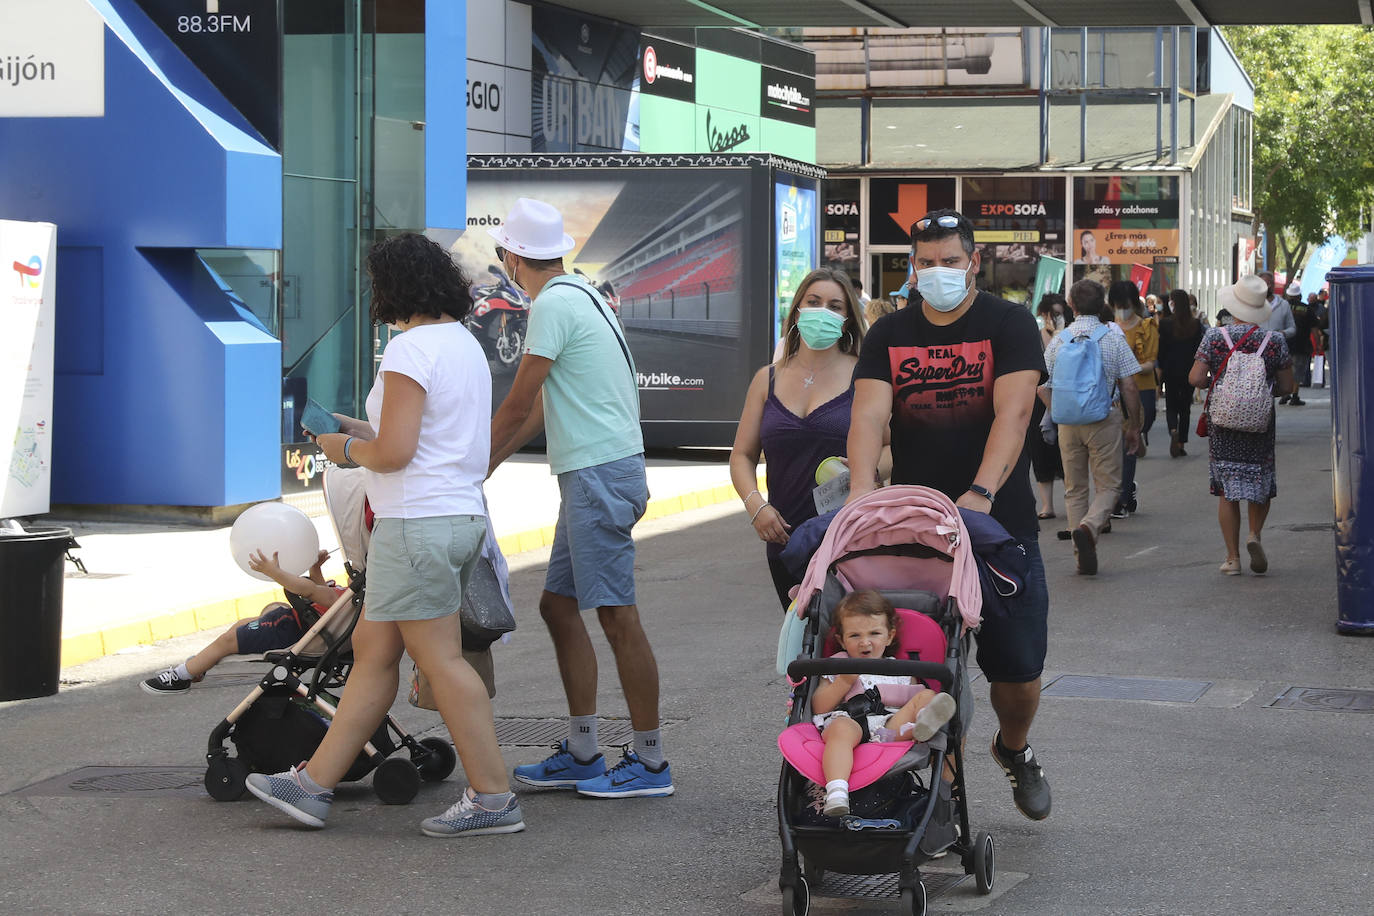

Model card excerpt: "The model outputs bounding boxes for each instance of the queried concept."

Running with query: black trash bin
[0,526,78,701]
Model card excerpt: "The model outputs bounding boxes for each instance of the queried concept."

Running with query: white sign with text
[0,0,105,117]
[1,220,57,516]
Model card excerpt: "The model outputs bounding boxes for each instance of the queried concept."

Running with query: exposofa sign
[0,220,56,516]
[0,0,104,117]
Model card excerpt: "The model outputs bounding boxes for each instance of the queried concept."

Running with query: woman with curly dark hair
[247,233,524,839]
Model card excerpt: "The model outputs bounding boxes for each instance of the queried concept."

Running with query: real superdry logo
[890,341,994,425]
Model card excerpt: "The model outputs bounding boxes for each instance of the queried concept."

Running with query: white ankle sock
[173,662,192,681]
[825,779,848,796]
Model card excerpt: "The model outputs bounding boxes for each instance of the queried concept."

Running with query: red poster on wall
[1130,263,1152,295]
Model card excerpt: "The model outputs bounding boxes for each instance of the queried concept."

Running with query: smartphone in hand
[301,398,341,437]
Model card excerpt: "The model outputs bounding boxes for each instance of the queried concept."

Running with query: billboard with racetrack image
[462,154,823,446]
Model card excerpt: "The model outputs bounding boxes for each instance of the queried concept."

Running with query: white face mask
[915,263,974,312]
[1053,314,1065,331]
[1115,308,1133,322]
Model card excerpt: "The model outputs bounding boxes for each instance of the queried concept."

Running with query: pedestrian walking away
[1189,275,1294,577]
[846,207,1053,822]
[1158,288,1205,458]
[1042,280,1143,576]
[1110,280,1157,518]
[245,233,522,838]
[488,197,673,799]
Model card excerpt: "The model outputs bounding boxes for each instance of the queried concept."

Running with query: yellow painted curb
[60,476,767,668]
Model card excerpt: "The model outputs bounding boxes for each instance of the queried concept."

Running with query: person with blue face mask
[846,208,1055,828]
[731,268,884,609]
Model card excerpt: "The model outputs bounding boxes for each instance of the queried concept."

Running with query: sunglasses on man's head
[914,214,962,231]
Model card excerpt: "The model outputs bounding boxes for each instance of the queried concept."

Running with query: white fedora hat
[1217,274,1272,325]
[486,197,576,259]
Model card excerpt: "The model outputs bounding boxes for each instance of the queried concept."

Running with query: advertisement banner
[1130,263,1153,295]
[531,6,640,152]
[0,220,57,516]
[639,36,696,103]
[463,161,759,427]
[1293,236,1348,296]
[1030,255,1066,307]
[1074,229,1178,266]
[760,65,815,127]
[775,180,819,341]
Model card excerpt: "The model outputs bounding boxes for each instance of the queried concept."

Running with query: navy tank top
[759,366,853,532]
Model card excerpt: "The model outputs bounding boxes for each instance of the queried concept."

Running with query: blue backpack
[1049,324,1114,425]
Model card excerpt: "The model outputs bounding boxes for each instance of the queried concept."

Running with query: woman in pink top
[809,591,955,817]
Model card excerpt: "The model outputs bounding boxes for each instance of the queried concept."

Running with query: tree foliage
[1223,26,1374,273]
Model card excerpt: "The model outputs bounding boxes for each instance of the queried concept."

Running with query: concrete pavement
[2,395,1372,915]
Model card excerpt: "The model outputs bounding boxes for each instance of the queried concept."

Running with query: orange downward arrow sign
[888,184,929,238]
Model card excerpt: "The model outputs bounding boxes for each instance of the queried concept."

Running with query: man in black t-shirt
[848,209,1052,823]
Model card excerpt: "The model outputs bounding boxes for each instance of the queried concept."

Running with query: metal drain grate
[1274,522,1333,533]
[815,867,966,900]
[1266,686,1374,713]
[10,766,206,799]
[1042,674,1211,703]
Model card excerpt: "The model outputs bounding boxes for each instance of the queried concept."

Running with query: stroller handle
[786,658,954,691]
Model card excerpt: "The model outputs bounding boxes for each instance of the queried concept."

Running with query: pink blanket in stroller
[792,486,982,630]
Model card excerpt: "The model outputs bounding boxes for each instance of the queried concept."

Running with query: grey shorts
[364,515,485,622]
[545,454,648,609]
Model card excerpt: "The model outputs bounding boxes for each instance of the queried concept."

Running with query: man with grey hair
[1041,279,1143,576]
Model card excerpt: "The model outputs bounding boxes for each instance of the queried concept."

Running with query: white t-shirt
[363,322,491,519]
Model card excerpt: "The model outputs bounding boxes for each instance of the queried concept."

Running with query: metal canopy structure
[552,0,1369,28]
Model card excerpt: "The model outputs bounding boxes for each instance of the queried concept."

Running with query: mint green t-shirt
[525,275,643,474]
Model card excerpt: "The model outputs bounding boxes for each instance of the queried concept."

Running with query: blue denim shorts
[972,538,1049,683]
[545,454,648,609]
[364,515,485,622]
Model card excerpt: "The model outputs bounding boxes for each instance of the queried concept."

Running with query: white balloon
[230,502,321,581]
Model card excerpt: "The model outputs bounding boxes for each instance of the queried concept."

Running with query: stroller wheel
[204,756,248,801]
[900,880,927,916]
[416,737,458,782]
[972,830,995,894]
[780,876,809,916]
[373,756,421,805]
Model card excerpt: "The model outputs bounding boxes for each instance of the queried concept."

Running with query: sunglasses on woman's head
[914,214,962,231]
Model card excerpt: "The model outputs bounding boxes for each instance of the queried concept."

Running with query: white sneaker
[823,789,850,817]
[909,693,957,742]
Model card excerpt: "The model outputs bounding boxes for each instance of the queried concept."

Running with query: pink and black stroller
[776,486,996,916]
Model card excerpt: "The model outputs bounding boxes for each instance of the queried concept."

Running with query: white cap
[486,197,576,259]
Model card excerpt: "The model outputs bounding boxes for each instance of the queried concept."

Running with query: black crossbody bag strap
[562,281,635,376]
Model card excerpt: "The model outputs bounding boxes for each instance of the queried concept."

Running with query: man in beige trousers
[1041,279,1142,575]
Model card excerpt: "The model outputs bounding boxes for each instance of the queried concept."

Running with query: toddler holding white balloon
[140,548,342,695]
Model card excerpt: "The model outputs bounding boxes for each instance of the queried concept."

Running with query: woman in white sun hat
[1188,274,1295,576]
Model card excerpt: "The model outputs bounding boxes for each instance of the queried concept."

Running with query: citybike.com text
[637,371,705,391]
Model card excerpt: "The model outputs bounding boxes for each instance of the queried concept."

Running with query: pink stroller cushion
[777,724,911,791]
[780,608,949,790]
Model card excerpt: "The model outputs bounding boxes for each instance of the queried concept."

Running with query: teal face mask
[796,307,846,350]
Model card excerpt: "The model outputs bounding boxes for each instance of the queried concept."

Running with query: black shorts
[235,603,306,655]
[973,538,1049,683]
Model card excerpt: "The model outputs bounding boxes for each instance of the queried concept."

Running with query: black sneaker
[1072,525,1097,575]
[1110,506,1130,520]
[990,732,1051,821]
[141,668,193,695]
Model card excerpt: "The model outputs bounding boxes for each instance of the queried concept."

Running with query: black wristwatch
[967,483,996,504]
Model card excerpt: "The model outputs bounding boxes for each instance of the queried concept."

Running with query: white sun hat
[486,197,576,259]
[1217,273,1272,325]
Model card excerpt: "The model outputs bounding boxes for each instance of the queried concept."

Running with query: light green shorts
[364,515,485,622]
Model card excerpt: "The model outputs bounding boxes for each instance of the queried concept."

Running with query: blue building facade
[0,0,466,510]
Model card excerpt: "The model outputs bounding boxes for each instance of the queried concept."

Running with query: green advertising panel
[638,95,697,154]
[696,107,761,154]
[695,49,760,116]
[761,119,816,163]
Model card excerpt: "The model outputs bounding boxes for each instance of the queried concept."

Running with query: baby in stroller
[811,590,955,817]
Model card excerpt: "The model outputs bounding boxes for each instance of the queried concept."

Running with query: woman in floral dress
[1188,276,1295,576]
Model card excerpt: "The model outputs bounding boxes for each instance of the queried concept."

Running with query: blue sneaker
[245,765,333,828]
[575,749,674,798]
[513,740,606,789]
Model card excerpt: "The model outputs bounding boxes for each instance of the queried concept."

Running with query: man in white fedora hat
[487,197,674,799]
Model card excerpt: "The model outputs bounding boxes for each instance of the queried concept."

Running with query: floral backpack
[1209,325,1275,432]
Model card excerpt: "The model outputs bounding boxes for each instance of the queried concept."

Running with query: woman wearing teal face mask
[730,268,876,608]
